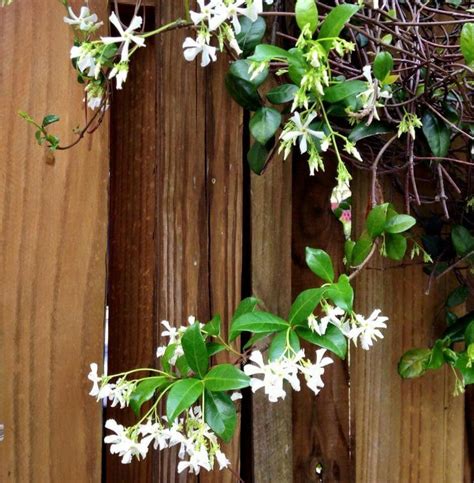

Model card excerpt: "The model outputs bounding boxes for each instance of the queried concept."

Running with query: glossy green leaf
[317,3,360,51]
[398,348,431,378]
[461,22,474,66]
[268,329,301,361]
[451,225,474,256]
[42,114,60,127]
[232,297,260,323]
[344,239,355,266]
[166,378,203,422]
[204,364,250,391]
[351,233,373,266]
[366,203,389,238]
[446,285,469,308]
[248,44,293,62]
[204,390,237,443]
[266,84,298,104]
[455,353,474,385]
[384,214,416,234]
[247,141,268,175]
[130,377,171,416]
[236,16,266,56]
[426,340,445,370]
[295,0,318,34]
[465,321,474,346]
[181,323,209,377]
[230,311,289,341]
[348,121,392,142]
[207,342,226,356]
[297,324,347,359]
[225,73,261,111]
[443,310,474,343]
[203,314,221,337]
[324,80,366,103]
[385,233,407,261]
[288,287,326,326]
[373,51,393,81]
[421,111,451,158]
[250,107,281,144]
[228,59,268,87]
[305,247,334,282]
[326,274,353,311]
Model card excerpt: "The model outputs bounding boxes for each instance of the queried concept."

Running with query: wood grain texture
[250,152,293,483]
[351,174,464,483]
[0,1,108,481]
[291,160,351,483]
[106,8,157,481]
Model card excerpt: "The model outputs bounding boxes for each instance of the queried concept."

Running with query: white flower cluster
[183,0,274,67]
[243,348,333,402]
[88,363,136,408]
[65,7,146,109]
[104,407,230,473]
[308,305,388,351]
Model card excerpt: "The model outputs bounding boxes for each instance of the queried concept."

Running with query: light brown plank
[105,6,157,481]
[0,0,108,481]
[291,160,352,482]
[250,151,294,482]
[351,174,464,482]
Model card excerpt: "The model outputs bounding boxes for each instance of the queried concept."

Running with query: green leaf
[421,112,451,158]
[348,121,392,142]
[207,342,226,356]
[225,71,261,111]
[250,107,281,144]
[326,274,353,311]
[446,285,469,308]
[324,80,366,103]
[181,323,209,377]
[384,214,416,234]
[230,311,289,341]
[351,233,373,266]
[317,3,360,51]
[247,141,268,175]
[176,355,191,377]
[228,59,268,87]
[130,377,171,416]
[398,348,431,378]
[204,390,237,443]
[344,239,355,266]
[268,329,301,361]
[385,233,407,261]
[248,44,293,62]
[366,203,389,238]
[232,297,260,323]
[297,324,347,359]
[451,225,474,256]
[287,48,308,86]
[166,378,203,422]
[236,16,266,56]
[295,0,318,34]
[42,114,60,127]
[203,314,221,337]
[426,340,445,370]
[465,321,474,346]
[443,310,474,343]
[204,364,250,391]
[373,51,393,82]
[266,84,298,104]
[288,287,326,326]
[305,247,334,282]
[455,353,474,385]
[461,23,474,66]
[243,331,273,350]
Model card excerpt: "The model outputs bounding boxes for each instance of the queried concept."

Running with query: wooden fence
[0,1,472,482]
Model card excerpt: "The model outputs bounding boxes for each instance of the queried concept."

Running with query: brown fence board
[0,0,108,481]
[292,161,352,483]
[352,175,465,482]
[250,154,293,482]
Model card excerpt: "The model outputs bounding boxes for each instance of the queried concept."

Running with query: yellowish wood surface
[0,1,108,481]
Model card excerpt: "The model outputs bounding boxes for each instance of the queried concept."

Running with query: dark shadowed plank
[291,159,352,483]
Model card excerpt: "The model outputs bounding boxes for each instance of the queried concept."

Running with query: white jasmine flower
[280,112,324,156]
[177,447,212,474]
[225,0,247,34]
[230,391,243,401]
[244,0,274,22]
[109,62,129,89]
[161,320,179,342]
[190,0,228,31]
[344,140,363,162]
[70,45,96,76]
[64,6,103,32]
[307,314,328,336]
[84,83,106,110]
[139,419,170,450]
[243,350,303,402]
[299,349,333,395]
[182,34,217,67]
[156,345,166,358]
[353,309,388,350]
[101,12,145,62]
[88,363,101,396]
[321,305,345,327]
[109,378,136,408]
[215,450,230,470]
[104,419,149,464]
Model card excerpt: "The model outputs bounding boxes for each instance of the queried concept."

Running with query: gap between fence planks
[351,174,465,483]
[0,0,108,481]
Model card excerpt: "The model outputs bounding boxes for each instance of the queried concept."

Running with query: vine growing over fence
[5,0,474,476]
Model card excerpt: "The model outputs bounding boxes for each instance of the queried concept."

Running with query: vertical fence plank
[106,9,157,481]
[250,153,293,482]
[292,161,352,482]
[0,1,108,481]
[352,175,464,482]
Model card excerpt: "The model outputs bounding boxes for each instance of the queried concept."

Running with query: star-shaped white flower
[280,112,324,155]
[64,6,103,32]
[190,0,228,31]
[101,12,145,62]
[353,309,388,350]
[104,419,149,464]
[88,362,100,396]
[109,62,129,89]
[182,35,217,67]
[299,348,333,395]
